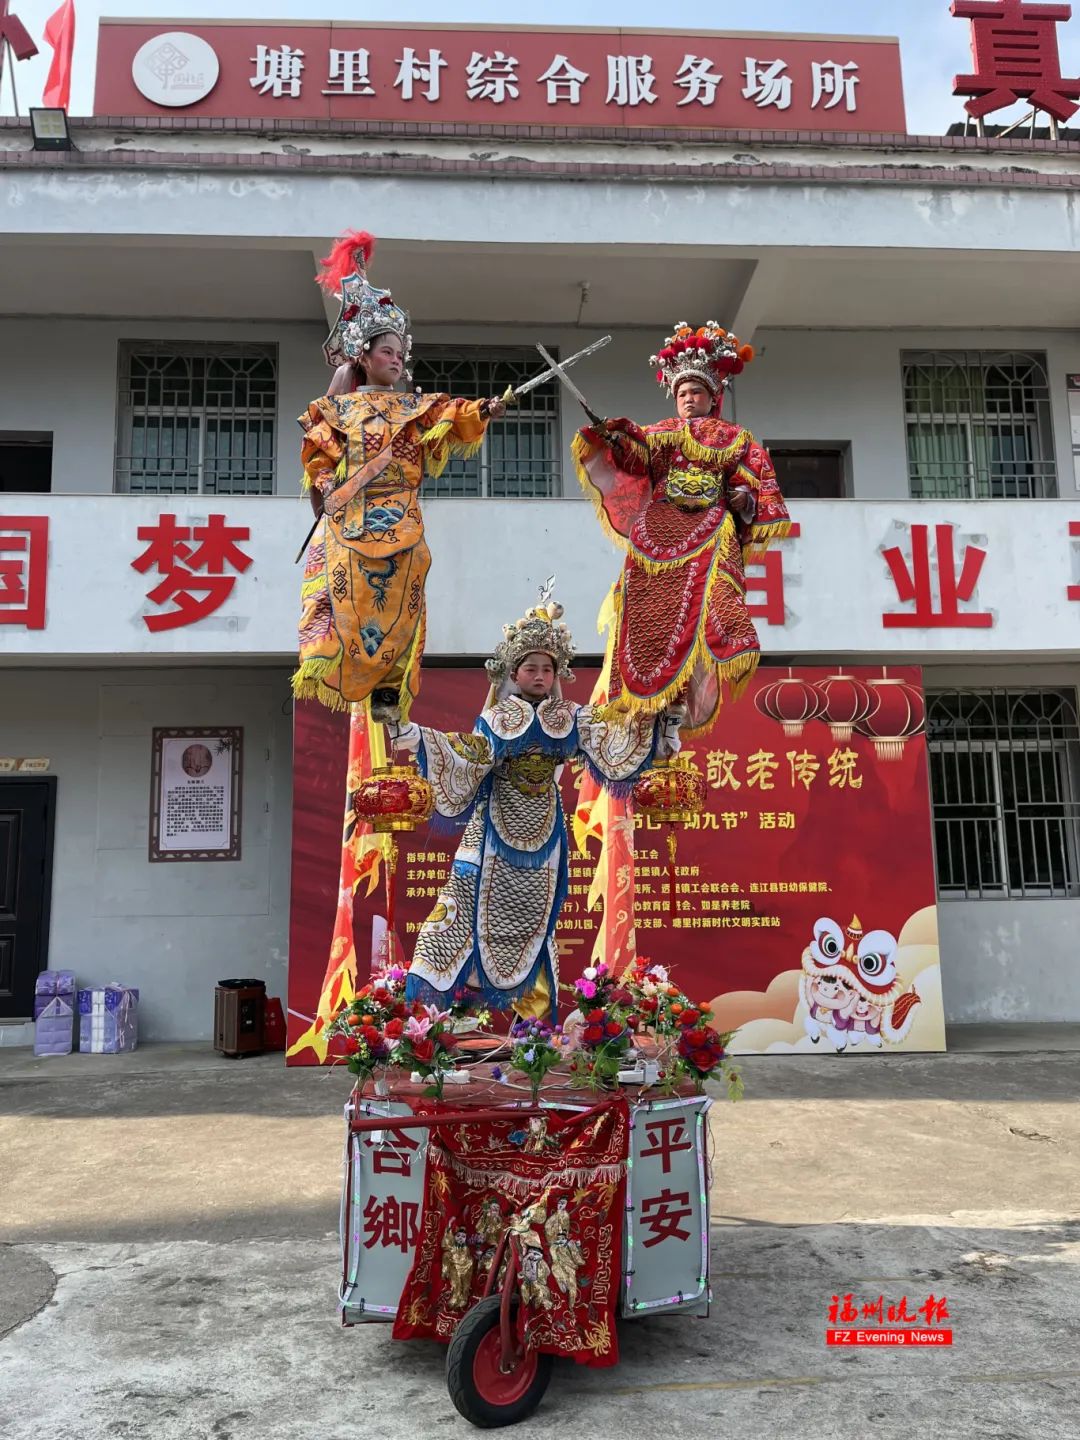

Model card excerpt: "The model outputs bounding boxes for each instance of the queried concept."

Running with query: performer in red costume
[573,322,790,734]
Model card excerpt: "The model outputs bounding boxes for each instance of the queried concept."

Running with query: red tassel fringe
[316,229,376,293]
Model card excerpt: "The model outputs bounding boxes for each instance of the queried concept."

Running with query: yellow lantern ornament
[632,755,707,921]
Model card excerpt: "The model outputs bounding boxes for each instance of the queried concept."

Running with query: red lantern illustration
[815,673,873,742]
[755,672,826,738]
[856,677,926,761]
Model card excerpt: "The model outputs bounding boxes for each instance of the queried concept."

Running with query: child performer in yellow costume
[293,230,506,722]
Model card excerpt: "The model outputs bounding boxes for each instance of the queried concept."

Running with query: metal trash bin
[214,978,266,1057]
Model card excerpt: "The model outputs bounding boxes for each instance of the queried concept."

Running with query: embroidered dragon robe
[293,389,490,716]
[400,694,656,1022]
[573,415,790,734]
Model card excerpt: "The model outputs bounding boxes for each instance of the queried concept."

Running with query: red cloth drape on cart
[392,1098,629,1366]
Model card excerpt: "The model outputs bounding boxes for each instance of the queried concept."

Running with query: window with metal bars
[927,689,1080,899]
[114,342,278,496]
[411,347,561,498]
[903,351,1057,500]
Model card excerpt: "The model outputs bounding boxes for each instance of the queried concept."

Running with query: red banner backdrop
[288,664,943,1064]
[95,21,906,133]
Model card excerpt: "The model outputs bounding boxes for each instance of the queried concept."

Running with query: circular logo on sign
[132,32,220,107]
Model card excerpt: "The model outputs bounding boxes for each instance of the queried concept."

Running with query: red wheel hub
[471,1326,539,1406]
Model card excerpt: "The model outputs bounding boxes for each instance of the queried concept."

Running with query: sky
[3,0,1079,132]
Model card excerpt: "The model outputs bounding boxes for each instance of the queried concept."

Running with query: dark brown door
[0,779,55,1019]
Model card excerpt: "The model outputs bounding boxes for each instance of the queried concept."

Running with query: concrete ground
[1,1031,1079,1439]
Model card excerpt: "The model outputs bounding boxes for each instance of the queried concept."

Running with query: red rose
[586,1009,607,1024]
[605,1020,623,1037]
[678,1026,722,1071]
[384,1018,404,1039]
[344,1036,361,1055]
[437,1030,458,1049]
[611,988,633,1007]
[582,1025,604,1045]
[361,1025,382,1049]
[373,988,389,1005]
[640,996,658,1014]
[679,1008,701,1027]
[393,1002,408,1018]
[411,1036,435,1063]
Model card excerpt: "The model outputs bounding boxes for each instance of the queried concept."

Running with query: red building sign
[131,513,253,632]
[952,0,1080,122]
[0,516,48,630]
[94,21,908,132]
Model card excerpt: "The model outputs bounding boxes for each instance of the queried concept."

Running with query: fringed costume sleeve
[416,727,496,825]
[298,401,346,498]
[417,396,491,480]
[730,432,792,558]
[571,419,654,548]
[575,707,657,798]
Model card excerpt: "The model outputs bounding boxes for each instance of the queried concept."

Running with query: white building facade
[3,22,1080,1039]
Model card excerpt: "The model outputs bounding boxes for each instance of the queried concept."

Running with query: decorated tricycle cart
[341,1073,712,1428]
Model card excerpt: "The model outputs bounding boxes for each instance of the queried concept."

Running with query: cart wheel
[446,1295,553,1429]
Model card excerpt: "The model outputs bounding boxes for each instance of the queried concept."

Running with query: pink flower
[405,1015,432,1041]
[425,1004,452,1025]
[577,980,597,999]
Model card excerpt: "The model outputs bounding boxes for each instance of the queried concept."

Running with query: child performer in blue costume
[391,586,681,1022]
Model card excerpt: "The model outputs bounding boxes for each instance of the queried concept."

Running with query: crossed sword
[295,335,610,562]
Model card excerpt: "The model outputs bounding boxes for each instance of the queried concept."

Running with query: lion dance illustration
[800,914,921,1053]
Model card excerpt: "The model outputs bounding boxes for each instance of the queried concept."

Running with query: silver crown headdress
[485,577,576,689]
[316,230,413,378]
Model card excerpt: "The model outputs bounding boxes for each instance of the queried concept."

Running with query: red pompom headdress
[650,321,755,399]
[316,228,412,375]
[315,230,375,294]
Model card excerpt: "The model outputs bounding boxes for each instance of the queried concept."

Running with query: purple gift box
[33,970,77,1020]
[34,996,77,1056]
[78,985,139,1054]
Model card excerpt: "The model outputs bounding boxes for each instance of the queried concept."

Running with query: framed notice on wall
[149,727,242,862]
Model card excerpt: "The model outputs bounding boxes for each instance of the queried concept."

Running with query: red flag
[42,0,75,110]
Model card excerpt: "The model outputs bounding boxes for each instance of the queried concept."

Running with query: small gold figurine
[441,1221,475,1309]
[544,1198,585,1309]
[476,1196,505,1249]
[509,1201,554,1310]
[523,1115,556,1153]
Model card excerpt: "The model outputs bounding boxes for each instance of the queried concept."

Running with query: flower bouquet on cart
[621,959,744,1100]
[562,962,637,1091]
[328,966,464,1098]
[506,1016,564,1102]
